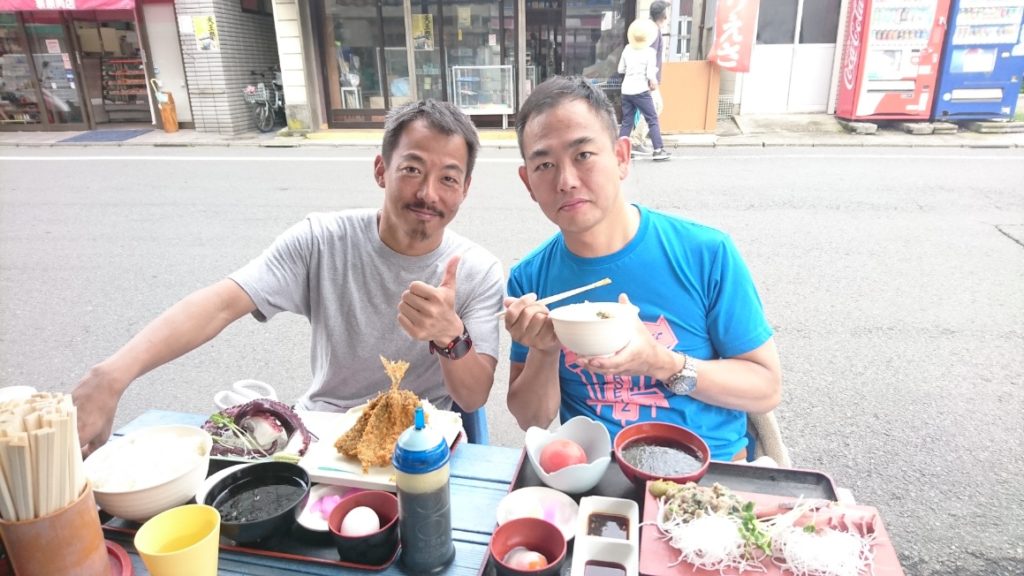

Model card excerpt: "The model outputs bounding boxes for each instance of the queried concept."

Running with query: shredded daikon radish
[665,514,765,572]
[771,526,875,576]
[764,502,877,576]
[656,495,766,573]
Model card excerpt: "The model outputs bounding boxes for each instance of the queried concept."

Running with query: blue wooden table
[108,410,523,575]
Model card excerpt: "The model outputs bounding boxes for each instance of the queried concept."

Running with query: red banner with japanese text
[708,0,760,73]
[0,0,134,9]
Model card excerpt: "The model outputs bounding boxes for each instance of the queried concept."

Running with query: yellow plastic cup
[134,504,221,576]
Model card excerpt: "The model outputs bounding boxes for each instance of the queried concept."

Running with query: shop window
[798,0,841,44]
[241,0,273,16]
[755,0,798,45]
[0,13,43,125]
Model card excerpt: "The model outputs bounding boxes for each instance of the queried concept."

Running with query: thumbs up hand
[398,256,464,345]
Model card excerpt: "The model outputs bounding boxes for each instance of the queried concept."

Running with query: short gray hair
[382,100,481,178]
[514,76,619,158]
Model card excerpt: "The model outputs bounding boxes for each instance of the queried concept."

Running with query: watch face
[677,374,696,394]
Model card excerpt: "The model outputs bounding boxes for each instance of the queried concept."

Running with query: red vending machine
[836,0,955,120]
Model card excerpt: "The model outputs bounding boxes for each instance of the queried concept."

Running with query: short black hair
[514,76,619,158]
[650,1,670,23]
[381,100,480,178]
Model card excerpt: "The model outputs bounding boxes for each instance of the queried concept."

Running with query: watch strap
[429,325,473,360]
[665,353,697,395]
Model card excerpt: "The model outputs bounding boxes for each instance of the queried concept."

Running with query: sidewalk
[1,114,1022,149]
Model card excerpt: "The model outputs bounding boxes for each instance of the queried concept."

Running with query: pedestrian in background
[631,1,670,156]
[618,18,670,161]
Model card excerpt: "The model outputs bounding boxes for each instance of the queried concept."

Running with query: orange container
[159,92,179,133]
[0,482,108,576]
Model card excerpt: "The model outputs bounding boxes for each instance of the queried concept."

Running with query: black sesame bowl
[202,461,310,544]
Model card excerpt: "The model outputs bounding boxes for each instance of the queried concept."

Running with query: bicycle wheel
[255,102,275,132]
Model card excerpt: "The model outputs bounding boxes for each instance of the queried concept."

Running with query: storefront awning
[0,0,134,10]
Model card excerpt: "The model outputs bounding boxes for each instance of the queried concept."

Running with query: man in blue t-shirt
[503,76,781,461]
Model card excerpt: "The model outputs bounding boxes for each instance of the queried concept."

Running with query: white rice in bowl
[88,432,208,492]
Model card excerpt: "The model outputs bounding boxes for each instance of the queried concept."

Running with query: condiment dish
[570,537,638,576]
[524,416,611,494]
[296,484,358,533]
[576,496,639,542]
[496,486,579,541]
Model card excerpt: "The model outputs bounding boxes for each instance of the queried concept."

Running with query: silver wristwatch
[665,353,697,395]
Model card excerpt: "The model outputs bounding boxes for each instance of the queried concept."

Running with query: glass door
[322,0,388,123]
[23,10,88,128]
[0,13,43,127]
[525,0,564,82]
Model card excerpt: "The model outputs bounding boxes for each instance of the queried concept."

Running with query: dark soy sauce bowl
[203,461,311,544]
[612,422,711,488]
[327,490,400,567]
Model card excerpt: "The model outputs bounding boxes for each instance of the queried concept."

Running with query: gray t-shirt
[229,209,504,412]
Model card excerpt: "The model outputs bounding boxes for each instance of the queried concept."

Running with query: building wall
[174,0,279,134]
[143,2,193,124]
[271,0,314,132]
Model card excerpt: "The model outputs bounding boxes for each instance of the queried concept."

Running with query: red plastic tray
[638,483,905,576]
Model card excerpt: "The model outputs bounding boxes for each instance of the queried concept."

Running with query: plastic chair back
[745,410,791,467]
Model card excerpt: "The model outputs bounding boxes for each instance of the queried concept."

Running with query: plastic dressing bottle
[392,405,456,573]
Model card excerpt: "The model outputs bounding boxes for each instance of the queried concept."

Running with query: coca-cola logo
[842,0,866,90]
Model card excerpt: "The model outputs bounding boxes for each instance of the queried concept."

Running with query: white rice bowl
[84,425,212,521]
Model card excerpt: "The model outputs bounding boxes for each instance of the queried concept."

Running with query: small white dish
[195,462,254,506]
[570,537,639,576]
[576,496,639,542]
[496,486,579,541]
[0,386,36,403]
[296,484,358,532]
[524,416,611,494]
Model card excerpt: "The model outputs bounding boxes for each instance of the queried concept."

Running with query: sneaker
[652,148,672,161]
[631,142,653,155]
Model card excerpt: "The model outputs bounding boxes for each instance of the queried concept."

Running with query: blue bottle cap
[393,406,449,474]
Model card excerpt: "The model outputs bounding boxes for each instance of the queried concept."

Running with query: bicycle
[243,69,284,132]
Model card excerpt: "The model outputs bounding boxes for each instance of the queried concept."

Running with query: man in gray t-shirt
[72,101,503,455]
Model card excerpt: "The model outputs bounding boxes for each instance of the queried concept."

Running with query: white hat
[627,19,658,50]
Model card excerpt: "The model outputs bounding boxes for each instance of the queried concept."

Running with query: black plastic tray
[475,451,840,576]
[510,451,839,505]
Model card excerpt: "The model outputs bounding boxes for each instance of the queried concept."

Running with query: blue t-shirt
[508,205,773,460]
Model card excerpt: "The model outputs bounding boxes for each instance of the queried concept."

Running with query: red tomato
[539,438,588,473]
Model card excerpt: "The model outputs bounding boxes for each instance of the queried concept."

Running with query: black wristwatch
[429,325,473,360]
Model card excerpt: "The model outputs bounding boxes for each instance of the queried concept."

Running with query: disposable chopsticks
[0,392,84,522]
[495,277,613,318]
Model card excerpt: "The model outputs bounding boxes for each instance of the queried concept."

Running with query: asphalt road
[1,146,1022,575]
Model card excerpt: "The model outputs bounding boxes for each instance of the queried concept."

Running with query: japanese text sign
[709,0,760,73]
